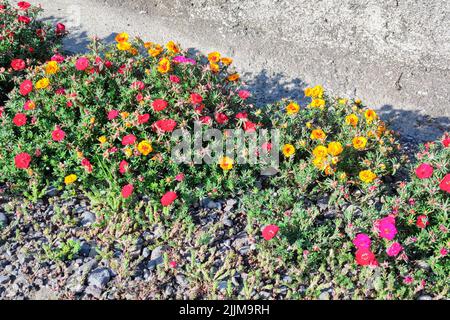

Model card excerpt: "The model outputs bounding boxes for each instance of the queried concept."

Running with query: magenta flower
[353,233,371,249]
[386,242,403,257]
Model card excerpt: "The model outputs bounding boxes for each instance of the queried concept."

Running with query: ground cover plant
[0,0,66,103]
[0,23,448,299]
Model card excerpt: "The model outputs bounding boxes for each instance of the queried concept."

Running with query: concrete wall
[20,0,450,140]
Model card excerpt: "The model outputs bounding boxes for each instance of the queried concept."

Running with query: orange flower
[210,63,219,73]
[286,102,300,115]
[310,128,326,140]
[219,156,234,170]
[221,57,233,65]
[364,109,378,123]
[148,44,163,57]
[115,32,129,43]
[137,140,153,156]
[282,144,296,157]
[352,136,367,150]
[117,42,131,51]
[157,57,171,73]
[345,114,359,127]
[208,51,221,63]
[166,40,180,54]
[227,73,240,82]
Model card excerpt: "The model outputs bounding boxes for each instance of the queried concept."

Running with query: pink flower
[415,163,434,179]
[153,119,177,132]
[161,191,178,207]
[169,75,180,83]
[55,23,66,35]
[262,224,279,240]
[215,112,229,124]
[416,215,429,229]
[81,158,93,173]
[52,128,65,142]
[121,184,134,199]
[119,160,129,174]
[443,136,450,148]
[235,112,248,120]
[238,90,251,100]
[17,2,31,10]
[75,57,89,71]
[386,242,403,257]
[353,233,371,249]
[152,99,168,112]
[169,261,177,268]
[440,248,448,256]
[172,56,196,65]
[131,81,145,90]
[175,173,185,182]
[243,121,257,132]
[107,110,119,120]
[403,276,413,284]
[377,217,397,240]
[190,93,203,105]
[138,114,150,124]
[51,53,65,62]
[121,134,136,146]
[20,80,33,96]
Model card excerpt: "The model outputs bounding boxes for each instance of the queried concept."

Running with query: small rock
[222,218,233,227]
[319,291,330,300]
[175,275,189,287]
[218,280,228,292]
[142,247,150,258]
[418,295,432,300]
[79,242,91,257]
[417,260,431,271]
[0,212,8,228]
[282,276,292,284]
[80,211,96,226]
[85,285,103,299]
[45,186,58,197]
[0,275,10,284]
[88,268,111,289]
[317,196,329,211]
[147,246,164,270]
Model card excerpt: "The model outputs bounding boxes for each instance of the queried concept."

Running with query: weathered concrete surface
[19,0,450,141]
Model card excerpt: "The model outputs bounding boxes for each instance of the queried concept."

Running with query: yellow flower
[90,117,96,124]
[219,156,234,170]
[331,156,339,165]
[355,99,362,105]
[76,151,84,159]
[166,40,180,54]
[124,148,133,157]
[306,122,312,129]
[148,44,163,57]
[286,102,300,115]
[311,85,324,98]
[364,109,378,123]
[299,140,306,147]
[208,51,221,63]
[144,41,153,49]
[345,114,359,127]
[137,140,153,156]
[339,172,348,181]
[377,123,386,137]
[352,136,367,150]
[304,87,312,97]
[157,57,171,74]
[35,78,50,90]
[359,170,377,183]
[98,136,107,144]
[121,112,129,119]
[338,98,348,105]
[282,144,296,157]
[313,145,328,158]
[313,157,327,170]
[310,128,326,140]
[64,174,77,185]
[117,41,131,51]
[221,57,233,65]
[227,73,240,82]
[324,165,334,176]
[45,61,59,75]
[210,62,219,73]
[327,141,343,156]
[310,98,325,108]
[115,32,129,43]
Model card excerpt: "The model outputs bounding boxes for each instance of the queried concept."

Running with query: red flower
[262,224,279,240]
[138,113,150,124]
[55,23,66,35]
[11,59,26,71]
[199,116,212,125]
[169,261,177,268]
[121,184,134,199]
[17,2,31,10]
[161,191,178,206]
[215,112,229,124]
[136,93,143,102]
[75,57,89,71]
[238,90,251,100]
[169,75,180,83]
[121,134,136,146]
[443,136,450,148]
[13,113,27,126]
[131,81,145,90]
[81,158,93,173]
[415,163,434,179]
[355,248,377,266]
[152,99,168,112]
[119,160,129,174]
[190,93,203,105]
[52,128,65,142]
[243,121,257,132]
[416,215,429,229]
[153,119,177,132]
[107,110,119,120]
[439,174,450,194]
[18,16,31,24]
[14,152,31,169]
[19,80,33,96]
[236,112,248,120]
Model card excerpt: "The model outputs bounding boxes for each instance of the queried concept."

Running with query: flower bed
[0,0,66,103]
